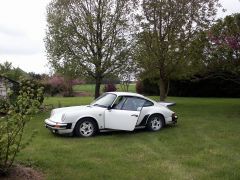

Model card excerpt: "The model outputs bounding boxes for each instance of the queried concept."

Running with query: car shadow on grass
[50,124,178,139]
[99,124,178,137]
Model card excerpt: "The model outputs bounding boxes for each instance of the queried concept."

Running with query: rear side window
[143,100,154,107]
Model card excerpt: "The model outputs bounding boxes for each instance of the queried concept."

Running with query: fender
[146,113,166,126]
[74,116,100,130]
[73,113,105,130]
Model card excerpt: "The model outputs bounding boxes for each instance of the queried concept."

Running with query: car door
[104,96,146,131]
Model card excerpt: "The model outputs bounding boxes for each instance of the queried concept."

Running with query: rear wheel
[74,118,98,137]
[146,115,164,131]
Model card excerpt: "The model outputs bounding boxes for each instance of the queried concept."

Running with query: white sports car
[45,92,178,137]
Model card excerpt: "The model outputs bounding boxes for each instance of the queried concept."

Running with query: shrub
[103,83,117,92]
[0,98,9,115]
[168,72,240,97]
[138,71,240,97]
[43,75,84,97]
[0,78,44,175]
[142,78,159,95]
[42,75,65,96]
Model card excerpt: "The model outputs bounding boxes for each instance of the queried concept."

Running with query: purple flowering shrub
[102,83,117,92]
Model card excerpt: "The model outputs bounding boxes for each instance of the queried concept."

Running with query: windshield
[90,93,117,108]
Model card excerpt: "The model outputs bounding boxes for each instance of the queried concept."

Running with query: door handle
[131,114,138,117]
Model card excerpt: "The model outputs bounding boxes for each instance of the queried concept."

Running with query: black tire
[146,115,164,131]
[74,118,98,137]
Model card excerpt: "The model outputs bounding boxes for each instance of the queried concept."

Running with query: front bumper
[45,119,72,134]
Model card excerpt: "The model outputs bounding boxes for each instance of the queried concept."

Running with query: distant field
[17,97,240,179]
[73,83,136,95]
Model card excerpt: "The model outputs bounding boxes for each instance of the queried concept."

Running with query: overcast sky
[0,0,239,74]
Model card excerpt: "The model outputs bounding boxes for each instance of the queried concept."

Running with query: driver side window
[122,97,146,111]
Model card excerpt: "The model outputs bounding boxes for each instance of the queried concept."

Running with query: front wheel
[74,118,98,137]
[146,115,164,131]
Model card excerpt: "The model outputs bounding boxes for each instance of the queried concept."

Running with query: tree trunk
[64,77,73,97]
[68,86,73,97]
[159,77,167,101]
[94,78,102,99]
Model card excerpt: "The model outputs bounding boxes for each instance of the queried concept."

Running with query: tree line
[45,0,239,101]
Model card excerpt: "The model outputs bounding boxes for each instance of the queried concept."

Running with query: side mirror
[107,106,112,110]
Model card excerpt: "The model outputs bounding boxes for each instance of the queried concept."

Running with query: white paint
[45,92,176,136]
[105,109,140,131]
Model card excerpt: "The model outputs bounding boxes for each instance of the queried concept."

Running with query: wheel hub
[151,117,162,130]
[80,122,93,136]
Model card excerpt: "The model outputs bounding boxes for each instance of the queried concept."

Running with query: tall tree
[190,13,240,85]
[207,13,240,73]
[135,0,220,101]
[45,0,136,98]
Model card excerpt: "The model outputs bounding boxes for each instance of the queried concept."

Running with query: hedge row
[137,72,240,98]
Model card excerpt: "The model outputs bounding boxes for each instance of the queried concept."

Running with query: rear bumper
[172,114,178,123]
[45,119,73,134]
[165,114,178,125]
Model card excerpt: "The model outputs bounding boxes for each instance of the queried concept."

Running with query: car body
[45,92,178,137]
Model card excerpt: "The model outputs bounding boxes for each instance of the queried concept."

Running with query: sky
[0,0,240,74]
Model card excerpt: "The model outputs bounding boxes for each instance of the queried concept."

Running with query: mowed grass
[17,97,240,180]
[73,83,136,94]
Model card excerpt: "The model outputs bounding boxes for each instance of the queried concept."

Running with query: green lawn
[17,97,240,180]
[73,83,136,94]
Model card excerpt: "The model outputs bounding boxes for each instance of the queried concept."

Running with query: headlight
[61,114,66,122]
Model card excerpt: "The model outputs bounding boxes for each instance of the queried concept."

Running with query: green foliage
[168,71,240,97]
[0,61,28,81]
[135,0,220,101]
[204,13,240,74]
[182,13,240,86]
[45,0,137,98]
[140,78,159,96]
[137,72,240,97]
[0,98,9,115]
[0,78,44,175]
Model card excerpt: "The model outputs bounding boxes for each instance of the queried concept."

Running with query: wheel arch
[74,116,100,130]
[146,113,166,126]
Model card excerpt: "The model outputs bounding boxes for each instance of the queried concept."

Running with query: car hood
[50,105,99,123]
[52,105,91,114]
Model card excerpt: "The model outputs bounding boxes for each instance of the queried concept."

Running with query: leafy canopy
[45,0,137,98]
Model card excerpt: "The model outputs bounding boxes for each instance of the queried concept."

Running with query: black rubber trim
[66,123,72,129]
[138,114,150,126]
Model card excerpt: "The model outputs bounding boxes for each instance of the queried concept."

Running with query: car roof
[107,92,145,98]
